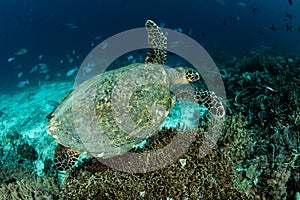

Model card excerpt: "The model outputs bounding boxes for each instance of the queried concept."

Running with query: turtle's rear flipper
[54,144,80,184]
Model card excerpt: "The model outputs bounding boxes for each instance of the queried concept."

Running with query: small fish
[236,16,240,21]
[237,2,246,7]
[175,27,183,32]
[39,63,48,70]
[286,24,294,32]
[8,57,15,62]
[84,62,95,73]
[271,24,276,31]
[94,35,102,40]
[64,23,78,29]
[67,54,77,62]
[159,22,166,28]
[30,65,38,73]
[138,55,143,62]
[201,32,205,37]
[217,0,225,6]
[100,41,108,49]
[47,100,59,108]
[39,63,48,74]
[88,62,95,67]
[15,48,28,55]
[252,7,258,13]
[288,0,293,5]
[17,79,29,88]
[40,69,49,74]
[222,20,228,26]
[187,28,192,36]
[131,58,137,64]
[60,59,64,64]
[264,85,275,92]
[127,55,133,60]
[91,42,95,47]
[85,66,92,73]
[285,12,295,20]
[18,72,23,78]
[66,67,78,77]
[38,54,44,60]
[45,74,50,81]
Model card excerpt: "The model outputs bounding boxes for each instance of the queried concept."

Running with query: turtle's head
[165,67,200,86]
[185,68,200,82]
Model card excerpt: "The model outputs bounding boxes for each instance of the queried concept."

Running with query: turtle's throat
[165,68,189,86]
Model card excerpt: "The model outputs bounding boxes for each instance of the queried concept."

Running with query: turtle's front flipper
[173,85,225,118]
[194,89,225,118]
[145,20,167,65]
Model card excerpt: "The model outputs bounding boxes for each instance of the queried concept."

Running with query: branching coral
[220,51,300,200]
[60,114,254,199]
[0,168,59,200]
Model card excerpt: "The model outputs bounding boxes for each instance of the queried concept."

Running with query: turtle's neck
[165,67,190,86]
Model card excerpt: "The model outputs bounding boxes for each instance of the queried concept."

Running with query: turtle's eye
[186,70,200,82]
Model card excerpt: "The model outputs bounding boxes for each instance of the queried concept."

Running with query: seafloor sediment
[0,48,299,200]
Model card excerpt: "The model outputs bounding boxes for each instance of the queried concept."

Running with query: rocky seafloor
[0,47,299,200]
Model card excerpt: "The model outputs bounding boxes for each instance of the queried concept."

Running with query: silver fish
[17,79,29,88]
[15,48,28,55]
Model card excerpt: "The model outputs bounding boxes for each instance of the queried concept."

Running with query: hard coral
[221,51,300,200]
[0,168,59,200]
[61,115,253,199]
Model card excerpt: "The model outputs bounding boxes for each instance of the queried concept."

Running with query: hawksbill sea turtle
[46,20,225,172]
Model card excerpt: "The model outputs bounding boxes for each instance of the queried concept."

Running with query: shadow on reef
[0,47,299,200]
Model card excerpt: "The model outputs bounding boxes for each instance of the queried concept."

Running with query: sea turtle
[46,20,225,170]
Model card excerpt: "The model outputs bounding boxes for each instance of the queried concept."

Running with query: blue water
[0,0,300,92]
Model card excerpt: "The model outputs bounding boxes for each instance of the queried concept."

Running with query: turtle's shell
[47,63,174,158]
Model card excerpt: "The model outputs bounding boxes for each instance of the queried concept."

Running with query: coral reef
[60,114,252,199]
[0,168,59,200]
[0,81,73,175]
[220,48,300,199]
[0,47,298,199]
[59,49,299,199]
